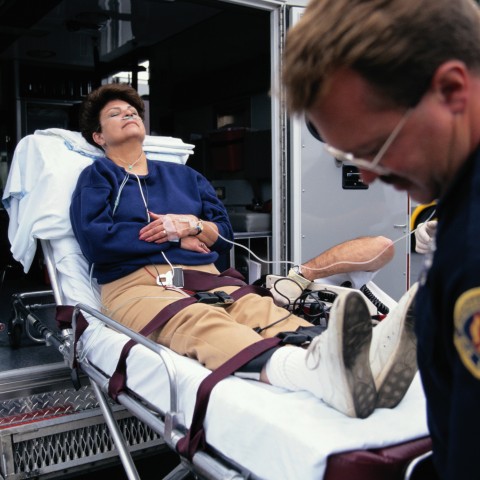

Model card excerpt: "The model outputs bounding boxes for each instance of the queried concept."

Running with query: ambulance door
[216,0,290,281]
[287,7,410,301]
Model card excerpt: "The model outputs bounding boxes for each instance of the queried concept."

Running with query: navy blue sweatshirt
[70,157,233,284]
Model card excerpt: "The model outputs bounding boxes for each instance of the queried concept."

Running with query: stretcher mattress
[82,327,428,480]
[51,230,429,480]
[62,242,428,479]
[3,129,430,479]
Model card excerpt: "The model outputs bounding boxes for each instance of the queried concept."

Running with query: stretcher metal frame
[4,238,254,480]
[2,237,434,480]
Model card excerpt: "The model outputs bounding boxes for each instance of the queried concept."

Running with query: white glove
[271,268,312,306]
[415,220,437,254]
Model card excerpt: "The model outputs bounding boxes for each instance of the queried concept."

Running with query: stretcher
[2,128,432,480]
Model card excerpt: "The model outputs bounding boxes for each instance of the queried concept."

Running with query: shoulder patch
[454,288,480,379]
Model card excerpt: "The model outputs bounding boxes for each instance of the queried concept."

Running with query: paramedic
[70,82,417,420]
[282,0,480,477]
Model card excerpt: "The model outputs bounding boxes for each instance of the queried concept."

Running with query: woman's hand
[180,236,211,253]
[139,212,199,243]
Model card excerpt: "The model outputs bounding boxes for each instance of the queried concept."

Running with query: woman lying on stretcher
[70,82,418,419]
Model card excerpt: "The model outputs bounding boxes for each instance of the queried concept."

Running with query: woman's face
[93,99,146,148]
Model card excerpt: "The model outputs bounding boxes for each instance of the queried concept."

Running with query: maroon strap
[60,282,279,458]
[230,284,273,300]
[108,296,197,400]
[108,278,274,401]
[56,305,75,331]
[183,268,246,291]
[176,336,283,460]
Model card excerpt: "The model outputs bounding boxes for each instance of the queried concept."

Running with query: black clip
[194,292,219,303]
[214,290,234,304]
[276,331,310,346]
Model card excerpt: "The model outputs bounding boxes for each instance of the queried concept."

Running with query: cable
[112,173,129,217]
[420,208,437,224]
[291,291,329,325]
[161,251,174,270]
[132,173,150,223]
[314,289,338,304]
[151,213,415,276]
[204,222,293,269]
[208,221,413,276]
[254,310,293,334]
[88,263,103,306]
[271,277,304,305]
[360,284,390,314]
[113,172,150,222]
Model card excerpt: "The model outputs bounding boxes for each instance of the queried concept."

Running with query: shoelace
[305,333,326,370]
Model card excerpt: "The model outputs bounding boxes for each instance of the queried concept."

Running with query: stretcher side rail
[6,259,248,478]
[73,303,254,480]
[73,303,181,425]
[21,239,182,479]
[41,239,65,307]
[40,232,255,479]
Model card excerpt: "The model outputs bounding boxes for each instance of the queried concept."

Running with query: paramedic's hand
[180,236,210,253]
[271,268,312,307]
[415,220,437,254]
[140,212,199,243]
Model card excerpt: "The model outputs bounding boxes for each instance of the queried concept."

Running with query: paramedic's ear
[432,60,468,114]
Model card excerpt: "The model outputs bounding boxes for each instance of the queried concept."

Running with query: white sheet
[81,318,428,480]
[4,130,429,479]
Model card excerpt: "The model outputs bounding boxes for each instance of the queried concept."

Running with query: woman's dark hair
[79,83,145,147]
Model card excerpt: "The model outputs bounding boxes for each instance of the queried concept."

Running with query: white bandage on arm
[163,214,197,241]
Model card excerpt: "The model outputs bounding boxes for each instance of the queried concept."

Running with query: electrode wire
[206,221,425,274]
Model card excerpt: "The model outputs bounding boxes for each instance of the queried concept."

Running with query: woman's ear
[431,60,469,114]
[92,131,105,147]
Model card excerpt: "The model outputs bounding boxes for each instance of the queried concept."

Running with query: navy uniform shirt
[416,149,480,480]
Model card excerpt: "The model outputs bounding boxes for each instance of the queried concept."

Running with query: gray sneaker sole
[342,293,377,419]
[376,300,417,409]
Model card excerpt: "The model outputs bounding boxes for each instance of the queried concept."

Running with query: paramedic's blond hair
[282,0,480,113]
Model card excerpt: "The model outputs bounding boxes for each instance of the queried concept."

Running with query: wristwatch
[194,220,204,236]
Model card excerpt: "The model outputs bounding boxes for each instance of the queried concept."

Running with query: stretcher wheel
[8,313,23,349]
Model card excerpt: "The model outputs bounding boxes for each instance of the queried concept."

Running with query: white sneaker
[370,283,418,409]
[306,291,376,418]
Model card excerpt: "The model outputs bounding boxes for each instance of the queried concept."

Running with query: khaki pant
[101,264,311,370]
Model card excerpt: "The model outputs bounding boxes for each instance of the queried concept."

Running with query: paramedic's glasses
[323,109,412,176]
